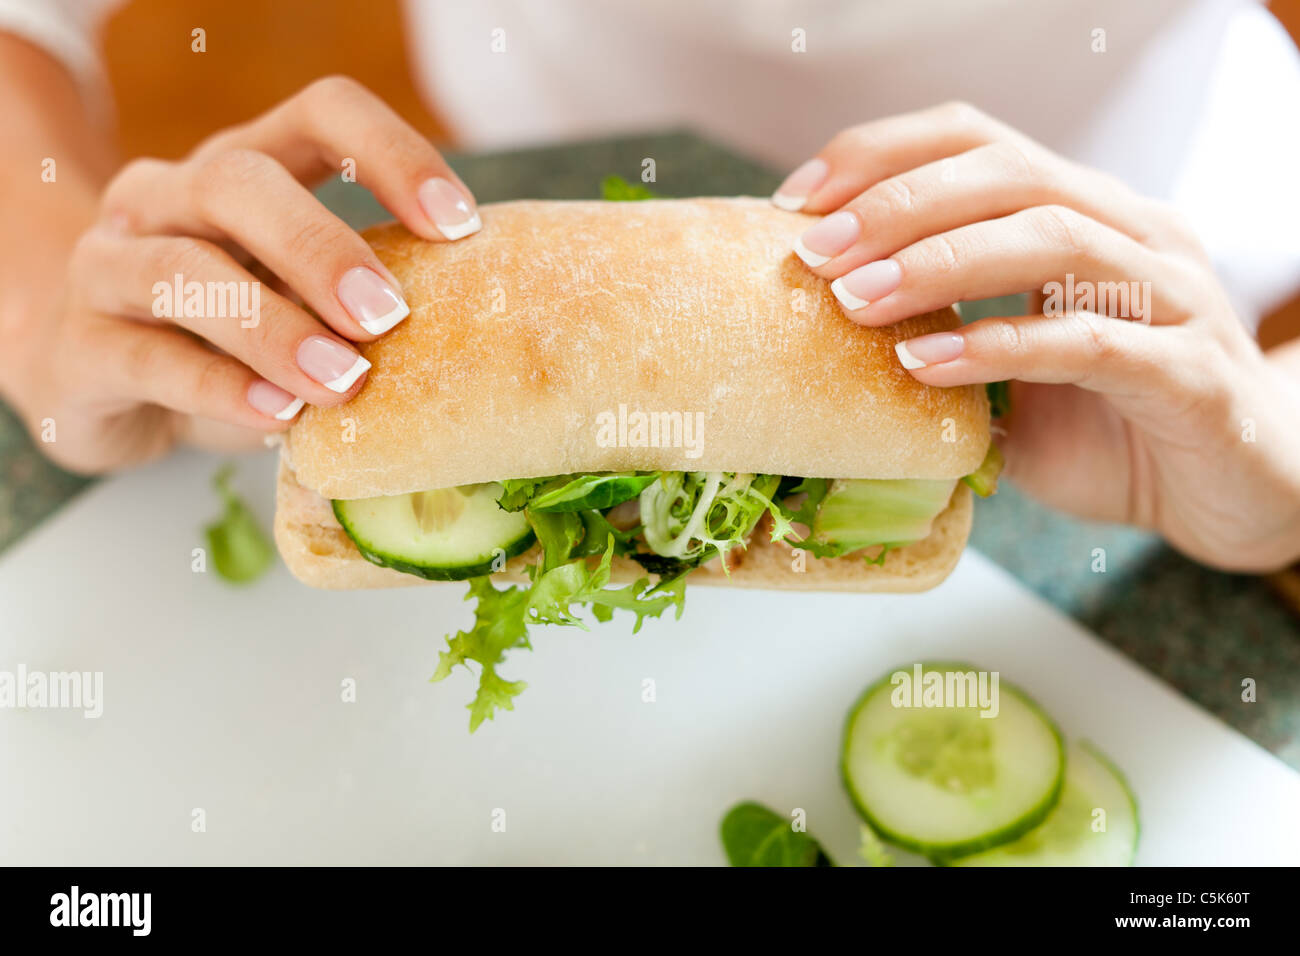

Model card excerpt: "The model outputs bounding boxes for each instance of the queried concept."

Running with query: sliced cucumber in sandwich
[333,483,535,581]
[841,661,1064,861]
[812,478,956,554]
[946,741,1138,866]
[961,443,1003,498]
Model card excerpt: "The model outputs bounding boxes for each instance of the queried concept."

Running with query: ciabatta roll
[275,198,989,591]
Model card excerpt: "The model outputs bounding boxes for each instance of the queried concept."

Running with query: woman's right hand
[11,75,480,473]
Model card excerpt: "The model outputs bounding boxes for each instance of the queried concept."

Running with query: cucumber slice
[947,741,1138,866]
[841,662,1064,860]
[333,483,536,581]
[961,443,1003,498]
[812,478,956,554]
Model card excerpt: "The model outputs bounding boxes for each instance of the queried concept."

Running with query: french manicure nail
[896,333,964,369]
[418,177,481,240]
[338,266,409,335]
[830,259,903,311]
[772,158,829,211]
[794,210,860,266]
[297,336,371,393]
[247,380,306,420]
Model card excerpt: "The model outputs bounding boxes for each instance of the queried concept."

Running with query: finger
[76,231,372,403]
[890,310,1208,402]
[792,141,1179,277]
[189,75,479,242]
[93,320,309,430]
[773,101,1014,213]
[826,205,1203,327]
[103,151,412,340]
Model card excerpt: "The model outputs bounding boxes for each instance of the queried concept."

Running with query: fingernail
[896,333,964,369]
[418,177,481,240]
[794,211,860,267]
[338,266,409,335]
[297,336,371,393]
[772,158,829,211]
[247,380,305,420]
[831,259,903,311]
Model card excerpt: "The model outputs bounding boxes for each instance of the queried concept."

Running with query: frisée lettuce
[336,457,1000,731]
[434,471,787,730]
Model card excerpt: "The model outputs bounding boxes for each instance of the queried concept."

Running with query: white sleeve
[1169,4,1300,328]
[0,0,120,82]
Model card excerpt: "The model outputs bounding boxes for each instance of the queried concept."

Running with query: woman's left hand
[774,102,1300,572]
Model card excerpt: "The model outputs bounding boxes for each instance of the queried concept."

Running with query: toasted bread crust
[285,199,989,500]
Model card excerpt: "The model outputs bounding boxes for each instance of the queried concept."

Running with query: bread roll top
[287,198,989,499]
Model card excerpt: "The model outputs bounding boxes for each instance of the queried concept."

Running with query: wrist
[0,179,98,410]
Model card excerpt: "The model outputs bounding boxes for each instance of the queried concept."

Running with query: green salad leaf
[432,577,532,731]
[530,472,660,512]
[436,475,687,731]
[639,472,791,567]
[858,824,896,867]
[962,442,1004,498]
[775,477,845,559]
[720,801,834,867]
[436,458,994,730]
[527,510,585,572]
[204,464,273,584]
[600,174,660,201]
[575,509,638,558]
[986,380,1011,419]
[527,535,685,631]
[496,477,553,512]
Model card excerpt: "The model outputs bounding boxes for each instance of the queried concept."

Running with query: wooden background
[102,0,448,157]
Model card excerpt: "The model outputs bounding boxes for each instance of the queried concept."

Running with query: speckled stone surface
[2,131,1296,769]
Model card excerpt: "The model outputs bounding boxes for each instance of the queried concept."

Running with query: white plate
[1,450,1297,865]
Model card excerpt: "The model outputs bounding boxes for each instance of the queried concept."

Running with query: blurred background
[97,0,1300,346]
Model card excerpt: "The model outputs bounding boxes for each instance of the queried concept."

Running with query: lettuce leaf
[527,510,585,572]
[437,465,988,729]
[496,477,552,512]
[527,535,685,631]
[575,509,638,557]
[638,472,791,567]
[600,175,660,201]
[436,492,685,730]
[204,464,273,584]
[720,801,835,867]
[986,380,1011,419]
[529,472,660,512]
[776,477,895,564]
[961,442,1004,498]
[432,578,532,731]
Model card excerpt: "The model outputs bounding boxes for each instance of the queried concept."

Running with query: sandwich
[274,197,1000,727]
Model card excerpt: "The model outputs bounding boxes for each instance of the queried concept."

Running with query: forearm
[0,33,116,414]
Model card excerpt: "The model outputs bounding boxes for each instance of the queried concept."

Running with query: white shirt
[5,0,1298,326]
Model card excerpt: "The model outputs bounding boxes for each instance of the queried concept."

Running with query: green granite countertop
[2,131,1296,769]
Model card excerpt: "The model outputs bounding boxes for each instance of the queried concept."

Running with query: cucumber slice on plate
[841,661,1064,861]
[947,741,1139,866]
[333,483,535,581]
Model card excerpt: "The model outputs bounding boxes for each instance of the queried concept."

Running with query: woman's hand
[9,76,480,472]
[775,102,1300,572]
